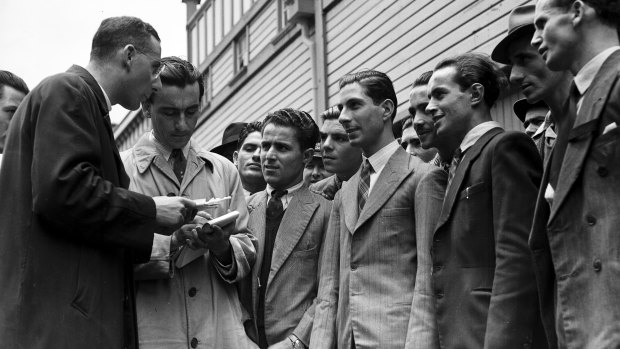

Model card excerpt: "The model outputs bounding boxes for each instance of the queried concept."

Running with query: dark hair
[144,56,204,106]
[413,70,433,88]
[237,121,262,150]
[338,70,397,121]
[262,108,319,151]
[551,0,620,27]
[434,52,507,108]
[0,70,29,98]
[319,105,341,122]
[90,16,160,61]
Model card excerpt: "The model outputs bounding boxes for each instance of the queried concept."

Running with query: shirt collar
[459,121,502,153]
[94,81,112,112]
[149,130,191,161]
[574,46,620,96]
[364,140,400,174]
[266,179,304,199]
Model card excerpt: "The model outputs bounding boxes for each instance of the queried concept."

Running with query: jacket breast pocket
[591,126,620,164]
[458,181,487,201]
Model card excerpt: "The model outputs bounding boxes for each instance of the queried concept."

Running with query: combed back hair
[319,106,340,122]
[551,0,620,27]
[0,70,29,98]
[262,108,319,151]
[90,16,160,61]
[434,52,507,108]
[144,56,204,106]
[338,70,398,121]
[237,121,263,150]
[413,70,433,88]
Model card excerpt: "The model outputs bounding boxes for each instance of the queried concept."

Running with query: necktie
[358,159,372,213]
[171,149,186,184]
[267,189,287,218]
[447,148,463,188]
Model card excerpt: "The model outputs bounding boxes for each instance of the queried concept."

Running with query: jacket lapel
[550,51,620,223]
[435,127,502,232]
[341,170,361,233]
[247,191,267,314]
[267,186,318,287]
[354,147,412,232]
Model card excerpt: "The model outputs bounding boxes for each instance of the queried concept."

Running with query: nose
[175,114,190,132]
[509,66,524,85]
[151,76,162,92]
[531,30,542,50]
[425,100,438,117]
[338,109,351,125]
[311,166,321,178]
[322,136,334,151]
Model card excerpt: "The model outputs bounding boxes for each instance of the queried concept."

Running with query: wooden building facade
[115,0,529,151]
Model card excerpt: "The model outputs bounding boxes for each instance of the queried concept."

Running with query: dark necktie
[447,147,463,188]
[171,149,186,184]
[549,82,579,188]
[358,159,372,213]
[267,189,287,218]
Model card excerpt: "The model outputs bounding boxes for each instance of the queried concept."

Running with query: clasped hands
[170,211,233,262]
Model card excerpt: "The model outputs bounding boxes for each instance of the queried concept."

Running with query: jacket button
[593,259,602,272]
[188,287,197,297]
[597,166,609,177]
[585,215,596,226]
[167,192,175,197]
[350,263,358,271]
[190,337,198,348]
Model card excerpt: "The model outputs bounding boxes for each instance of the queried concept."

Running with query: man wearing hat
[513,98,548,138]
[491,4,572,164]
[212,122,247,162]
[303,142,332,186]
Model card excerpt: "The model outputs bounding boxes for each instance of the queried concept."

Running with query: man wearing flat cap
[212,122,248,162]
[513,98,549,138]
[491,4,571,164]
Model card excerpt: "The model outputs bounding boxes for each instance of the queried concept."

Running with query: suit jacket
[530,50,620,349]
[432,128,546,349]
[0,66,157,348]
[310,147,433,349]
[405,167,446,349]
[240,184,331,346]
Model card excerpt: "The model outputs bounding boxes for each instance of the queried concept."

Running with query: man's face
[147,82,200,150]
[426,67,473,145]
[320,118,362,177]
[523,105,548,137]
[122,36,163,110]
[260,123,310,190]
[409,84,437,150]
[0,85,27,153]
[303,157,332,185]
[338,82,387,154]
[532,0,578,71]
[233,131,264,185]
[401,123,437,162]
[508,35,566,103]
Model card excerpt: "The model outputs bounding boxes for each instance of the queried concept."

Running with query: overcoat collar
[549,50,620,223]
[435,127,503,232]
[131,133,214,190]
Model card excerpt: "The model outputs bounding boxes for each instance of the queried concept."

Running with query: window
[198,15,206,63]
[234,30,248,73]
[233,0,242,24]
[214,0,223,45]
[243,0,253,14]
[224,0,232,34]
[206,5,214,55]
[278,0,290,30]
[190,24,198,65]
[201,68,211,108]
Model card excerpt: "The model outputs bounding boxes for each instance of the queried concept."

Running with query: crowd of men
[0,0,618,348]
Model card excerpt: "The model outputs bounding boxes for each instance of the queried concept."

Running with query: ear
[122,44,138,69]
[302,148,314,165]
[233,150,239,166]
[469,83,485,107]
[380,99,395,122]
[571,0,585,27]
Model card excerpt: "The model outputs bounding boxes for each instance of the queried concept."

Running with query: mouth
[263,164,278,171]
[538,48,547,59]
[344,126,359,134]
[246,162,261,170]
[323,155,336,161]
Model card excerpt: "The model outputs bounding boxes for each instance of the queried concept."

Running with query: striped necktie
[358,159,372,213]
